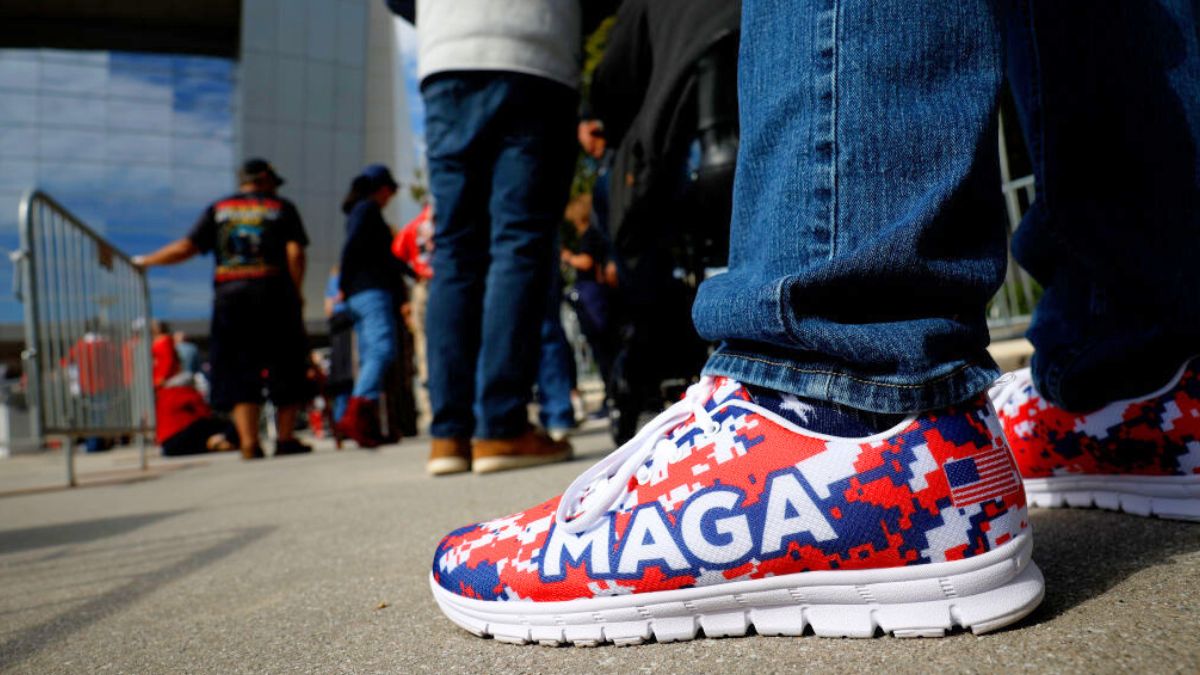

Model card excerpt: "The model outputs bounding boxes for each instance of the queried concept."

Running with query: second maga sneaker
[992,359,1200,521]
[430,378,1043,645]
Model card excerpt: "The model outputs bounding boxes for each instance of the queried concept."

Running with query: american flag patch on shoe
[944,447,1020,507]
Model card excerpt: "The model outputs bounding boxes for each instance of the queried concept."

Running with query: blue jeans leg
[538,312,577,430]
[694,0,1009,414]
[1006,0,1200,410]
[538,240,577,430]
[332,393,348,423]
[423,72,577,439]
[347,289,398,400]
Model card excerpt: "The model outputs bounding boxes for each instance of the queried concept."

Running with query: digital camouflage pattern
[433,378,1028,603]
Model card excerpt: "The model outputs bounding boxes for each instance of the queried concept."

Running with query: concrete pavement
[1,424,1198,674]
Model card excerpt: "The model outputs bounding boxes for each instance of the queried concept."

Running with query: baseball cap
[360,164,399,190]
[238,158,285,186]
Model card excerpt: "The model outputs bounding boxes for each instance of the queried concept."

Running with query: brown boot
[428,437,471,476]
[472,429,572,474]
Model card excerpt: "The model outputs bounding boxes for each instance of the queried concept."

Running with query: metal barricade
[12,190,156,486]
[989,116,1041,340]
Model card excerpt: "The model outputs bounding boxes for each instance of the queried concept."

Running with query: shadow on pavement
[0,458,209,500]
[0,525,274,670]
[1022,508,1200,625]
[0,510,188,556]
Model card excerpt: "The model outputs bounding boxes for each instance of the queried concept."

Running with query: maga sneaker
[430,378,1043,644]
[992,360,1200,521]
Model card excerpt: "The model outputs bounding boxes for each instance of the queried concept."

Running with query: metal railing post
[140,264,155,467]
[17,193,46,469]
[992,114,1039,338]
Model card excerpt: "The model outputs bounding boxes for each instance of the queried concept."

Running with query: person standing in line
[561,193,616,414]
[134,158,312,459]
[64,321,121,453]
[386,0,615,476]
[396,199,579,444]
[537,224,579,443]
[335,164,406,448]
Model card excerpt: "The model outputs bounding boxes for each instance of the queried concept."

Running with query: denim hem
[428,399,543,443]
[539,415,576,430]
[702,349,1000,414]
[475,421,534,440]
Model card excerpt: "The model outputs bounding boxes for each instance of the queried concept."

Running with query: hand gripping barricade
[12,190,156,486]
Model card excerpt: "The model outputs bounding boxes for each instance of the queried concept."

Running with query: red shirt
[392,204,434,280]
[152,335,180,387]
[64,333,119,395]
[156,386,211,443]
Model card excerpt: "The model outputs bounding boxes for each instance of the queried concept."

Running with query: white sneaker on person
[430,377,1043,644]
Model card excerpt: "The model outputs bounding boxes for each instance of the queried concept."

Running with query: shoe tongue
[742,383,908,436]
[703,377,754,411]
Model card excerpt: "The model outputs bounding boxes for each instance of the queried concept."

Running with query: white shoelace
[555,377,721,535]
[988,368,1034,412]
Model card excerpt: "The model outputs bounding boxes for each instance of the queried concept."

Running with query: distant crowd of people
[126,0,737,470]
[131,152,622,464]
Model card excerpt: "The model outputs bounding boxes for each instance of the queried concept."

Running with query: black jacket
[385,0,414,22]
[338,200,407,298]
[591,0,741,254]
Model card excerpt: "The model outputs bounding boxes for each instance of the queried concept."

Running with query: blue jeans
[537,239,577,431]
[332,393,349,424]
[347,289,398,400]
[537,312,578,430]
[423,72,577,439]
[694,0,1200,413]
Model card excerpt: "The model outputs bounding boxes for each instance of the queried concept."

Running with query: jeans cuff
[540,414,576,430]
[475,421,533,440]
[702,347,1000,414]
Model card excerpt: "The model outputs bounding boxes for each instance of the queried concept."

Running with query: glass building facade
[0,49,237,322]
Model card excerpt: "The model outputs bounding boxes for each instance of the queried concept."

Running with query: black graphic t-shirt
[188,192,309,288]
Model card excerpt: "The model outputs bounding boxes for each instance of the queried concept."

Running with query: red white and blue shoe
[430,378,1043,644]
[992,360,1200,521]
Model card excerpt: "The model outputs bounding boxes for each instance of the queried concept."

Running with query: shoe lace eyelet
[635,465,650,485]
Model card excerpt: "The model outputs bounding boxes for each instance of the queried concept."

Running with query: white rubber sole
[472,449,571,475]
[427,456,470,476]
[1024,474,1200,521]
[431,533,1043,645]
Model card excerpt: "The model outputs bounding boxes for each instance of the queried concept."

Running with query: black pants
[209,278,311,410]
[162,417,236,456]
